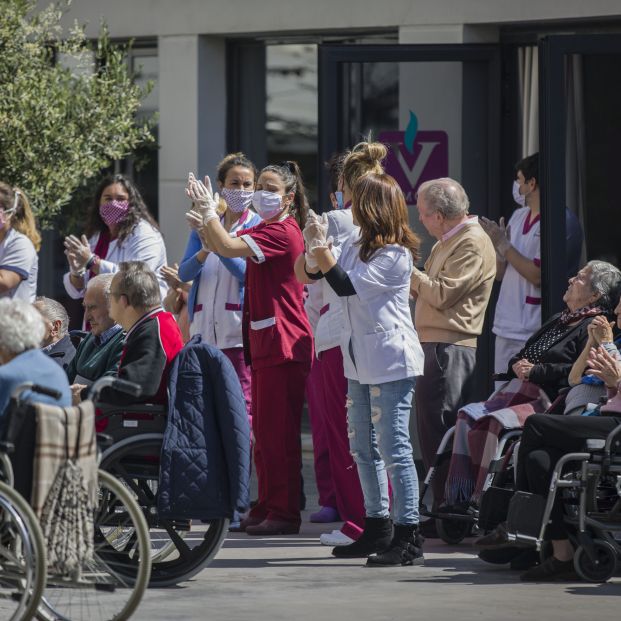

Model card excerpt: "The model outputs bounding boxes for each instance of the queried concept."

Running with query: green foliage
[0,0,156,227]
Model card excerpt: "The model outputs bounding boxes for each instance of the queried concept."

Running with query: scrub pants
[318,347,365,527]
[306,354,337,510]
[249,361,310,524]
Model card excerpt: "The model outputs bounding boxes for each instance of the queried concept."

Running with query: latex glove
[65,250,86,277]
[480,217,511,257]
[303,209,326,248]
[186,173,219,223]
[185,210,212,252]
[64,234,92,267]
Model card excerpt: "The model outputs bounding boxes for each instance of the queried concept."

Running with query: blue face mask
[335,191,344,210]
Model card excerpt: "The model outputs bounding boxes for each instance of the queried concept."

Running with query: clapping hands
[185,173,219,224]
[303,209,332,269]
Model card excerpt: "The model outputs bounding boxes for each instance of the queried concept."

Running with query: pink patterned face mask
[221,188,253,213]
[99,200,130,226]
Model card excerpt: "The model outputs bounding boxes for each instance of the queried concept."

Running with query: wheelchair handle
[87,377,142,402]
[10,382,63,402]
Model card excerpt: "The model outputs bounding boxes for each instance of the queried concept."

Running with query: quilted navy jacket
[158,335,250,520]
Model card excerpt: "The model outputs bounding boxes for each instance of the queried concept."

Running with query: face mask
[335,191,344,210]
[99,200,130,226]
[251,190,284,221]
[221,188,254,213]
[512,180,526,207]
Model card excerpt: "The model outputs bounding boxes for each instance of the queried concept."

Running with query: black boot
[366,523,425,566]
[332,517,392,558]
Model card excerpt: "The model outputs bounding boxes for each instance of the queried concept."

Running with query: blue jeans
[347,377,419,525]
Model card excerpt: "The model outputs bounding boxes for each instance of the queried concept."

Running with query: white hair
[87,273,114,304]
[417,177,469,219]
[0,298,46,355]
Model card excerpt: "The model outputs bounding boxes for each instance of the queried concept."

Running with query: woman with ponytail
[185,160,313,536]
[0,183,39,301]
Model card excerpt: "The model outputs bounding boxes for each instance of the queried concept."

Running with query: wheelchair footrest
[506,491,546,539]
[478,486,514,531]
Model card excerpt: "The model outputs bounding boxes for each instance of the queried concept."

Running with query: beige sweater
[411,222,496,347]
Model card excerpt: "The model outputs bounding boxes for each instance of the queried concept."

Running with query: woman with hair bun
[295,141,386,546]
[63,174,168,301]
[185,160,313,536]
[303,169,425,567]
[0,183,40,302]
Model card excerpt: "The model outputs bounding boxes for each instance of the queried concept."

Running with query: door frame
[539,33,621,318]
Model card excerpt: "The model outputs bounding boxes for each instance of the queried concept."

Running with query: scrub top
[239,216,313,370]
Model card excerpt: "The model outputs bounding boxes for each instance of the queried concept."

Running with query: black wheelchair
[95,386,229,588]
[505,421,621,582]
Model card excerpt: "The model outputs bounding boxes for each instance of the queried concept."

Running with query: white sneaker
[319,530,354,546]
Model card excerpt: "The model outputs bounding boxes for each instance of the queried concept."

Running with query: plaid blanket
[444,379,551,505]
[32,401,98,518]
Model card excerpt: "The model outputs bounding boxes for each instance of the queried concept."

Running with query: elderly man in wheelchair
[474,291,621,582]
[94,261,251,587]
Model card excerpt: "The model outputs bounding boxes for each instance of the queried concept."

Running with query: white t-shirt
[63,219,168,300]
[492,207,541,341]
[338,242,424,385]
[0,228,38,302]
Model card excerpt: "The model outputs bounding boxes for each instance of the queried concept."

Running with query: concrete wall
[59,1,621,38]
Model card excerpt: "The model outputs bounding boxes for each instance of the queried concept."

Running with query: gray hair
[86,273,114,305]
[34,296,69,337]
[114,261,161,310]
[586,260,621,312]
[0,299,46,354]
[417,177,469,219]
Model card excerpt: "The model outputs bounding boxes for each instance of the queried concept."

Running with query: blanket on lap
[444,379,551,505]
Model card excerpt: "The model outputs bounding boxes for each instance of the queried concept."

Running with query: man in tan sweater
[410,178,496,505]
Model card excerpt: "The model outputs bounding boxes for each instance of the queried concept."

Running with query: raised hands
[587,315,615,346]
[185,173,219,224]
[303,209,332,269]
[480,216,511,258]
[64,234,92,276]
[587,345,621,388]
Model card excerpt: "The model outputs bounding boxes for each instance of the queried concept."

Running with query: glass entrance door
[318,44,501,395]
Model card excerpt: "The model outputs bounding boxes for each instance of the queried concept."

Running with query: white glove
[480,216,511,257]
[185,173,219,224]
[185,210,212,252]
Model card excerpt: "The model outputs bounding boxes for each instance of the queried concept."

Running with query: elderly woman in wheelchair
[475,291,621,582]
[422,262,621,544]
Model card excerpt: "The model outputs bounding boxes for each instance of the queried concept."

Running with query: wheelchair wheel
[37,470,151,621]
[436,518,471,545]
[0,481,46,621]
[574,539,617,583]
[100,434,229,587]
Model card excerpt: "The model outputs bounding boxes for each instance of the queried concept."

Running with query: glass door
[318,43,501,396]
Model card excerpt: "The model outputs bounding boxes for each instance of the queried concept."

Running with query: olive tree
[0,0,155,226]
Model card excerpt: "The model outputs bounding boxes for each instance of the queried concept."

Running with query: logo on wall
[378,111,448,204]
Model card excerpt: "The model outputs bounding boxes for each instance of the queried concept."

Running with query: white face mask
[512,180,526,207]
[251,190,284,221]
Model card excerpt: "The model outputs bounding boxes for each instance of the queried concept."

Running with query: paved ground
[133,439,621,621]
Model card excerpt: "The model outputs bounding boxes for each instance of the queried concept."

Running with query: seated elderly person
[67,274,125,404]
[476,289,621,581]
[102,261,184,405]
[0,299,71,420]
[33,296,76,371]
[443,261,621,508]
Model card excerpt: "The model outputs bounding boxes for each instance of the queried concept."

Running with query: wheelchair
[505,420,621,583]
[0,380,152,621]
[418,381,600,545]
[94,383,229,587]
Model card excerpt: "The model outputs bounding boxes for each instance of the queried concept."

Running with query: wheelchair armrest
[96,403,167,417]
[96,433,114,448]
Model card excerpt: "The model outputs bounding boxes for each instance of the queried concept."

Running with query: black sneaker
[520,556,577,582]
